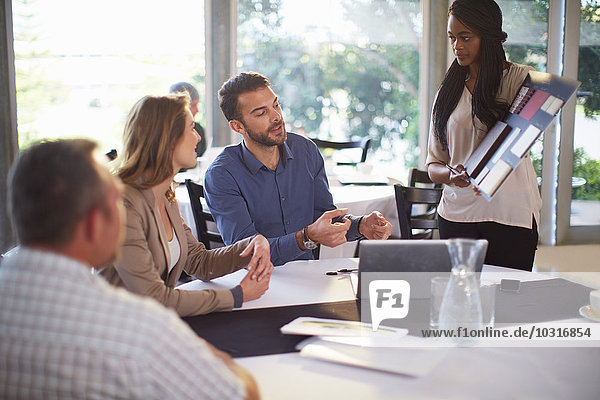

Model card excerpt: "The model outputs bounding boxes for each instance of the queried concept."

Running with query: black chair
[408,167,442,221]
[408,167,441,189]
[184,179,225,250]
[394,183,442,239]
[310,137,371,166]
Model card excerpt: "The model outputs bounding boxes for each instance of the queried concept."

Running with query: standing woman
[101,94,273,316]
[426,0,542,270]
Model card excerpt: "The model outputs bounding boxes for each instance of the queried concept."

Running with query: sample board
[464,71,580,200]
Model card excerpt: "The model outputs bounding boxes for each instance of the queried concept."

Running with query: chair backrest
[184,179,225,249]
[408,168,442,188]
[310,137,371,165]
[407,168,442,224]
[394,183,442,240]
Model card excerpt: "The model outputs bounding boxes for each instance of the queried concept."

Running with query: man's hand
[239,270,270,302]
[239,234,274,281]
[359,211,392,239]
[306,208,351,248]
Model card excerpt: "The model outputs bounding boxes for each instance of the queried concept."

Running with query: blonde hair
[117,94,189,190]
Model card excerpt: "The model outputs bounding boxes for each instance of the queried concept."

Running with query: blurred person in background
[170,81,208,157]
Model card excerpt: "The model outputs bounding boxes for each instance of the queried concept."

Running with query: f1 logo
[368,280,410,331]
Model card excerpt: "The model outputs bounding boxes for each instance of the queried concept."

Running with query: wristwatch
[302,226,318,250]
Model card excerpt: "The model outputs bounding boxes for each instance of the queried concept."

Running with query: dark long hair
[432,0,509,150]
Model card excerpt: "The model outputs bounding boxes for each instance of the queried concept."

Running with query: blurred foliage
[238,0,600,170]
[238,0,420,167]
[531,149,542,177]
[573,147,600,200]
[13,0,207,151]
[530,147,600,201]
[13,0,600,183]
[579,1,600,117]
[578,46,600,118]
[13,0,66,146]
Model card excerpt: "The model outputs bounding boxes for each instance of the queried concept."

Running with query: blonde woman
[101,94,272,316]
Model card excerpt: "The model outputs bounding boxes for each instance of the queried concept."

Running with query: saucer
[579,305,600,322]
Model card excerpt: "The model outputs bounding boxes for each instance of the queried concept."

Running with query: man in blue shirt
[204,72,392,266]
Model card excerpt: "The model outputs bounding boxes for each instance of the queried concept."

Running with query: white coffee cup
[590,290,600,315]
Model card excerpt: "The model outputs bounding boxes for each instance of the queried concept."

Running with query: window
[237,0,421,176]
[12,0,205,153]
[571,0,600,226]
[499,0,549,199]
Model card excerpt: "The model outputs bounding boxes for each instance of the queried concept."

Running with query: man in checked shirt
[0,139,259,400]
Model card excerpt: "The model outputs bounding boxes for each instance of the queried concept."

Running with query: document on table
[297,337,447,377]
[281,317,408,338]
[283,317,446,377]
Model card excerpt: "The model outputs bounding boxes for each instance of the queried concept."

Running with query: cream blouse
[426,63,542,229]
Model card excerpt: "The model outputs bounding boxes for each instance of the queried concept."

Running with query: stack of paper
[281,317,447,377]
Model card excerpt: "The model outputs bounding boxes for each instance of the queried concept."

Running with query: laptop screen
[356,240,488,299]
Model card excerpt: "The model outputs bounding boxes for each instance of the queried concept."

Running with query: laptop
[354,240,488,299]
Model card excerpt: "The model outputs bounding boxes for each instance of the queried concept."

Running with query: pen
[325,268,358,275]
[445,163,470,180]
[445,163,461,175]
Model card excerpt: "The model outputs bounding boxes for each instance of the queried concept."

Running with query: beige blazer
[100,185,252,316]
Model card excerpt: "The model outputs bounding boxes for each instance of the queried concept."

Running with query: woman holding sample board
[426,0,541,270]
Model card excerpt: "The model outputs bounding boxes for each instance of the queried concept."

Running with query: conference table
[179,258,600,399]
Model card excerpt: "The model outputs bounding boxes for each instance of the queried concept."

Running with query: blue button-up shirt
[204,132,361,266]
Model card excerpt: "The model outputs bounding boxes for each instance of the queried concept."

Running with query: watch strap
[303,226,318,249]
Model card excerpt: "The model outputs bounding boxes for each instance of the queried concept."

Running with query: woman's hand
[239,234,274,281]
[448,164,471,188]
[239,270,270,302]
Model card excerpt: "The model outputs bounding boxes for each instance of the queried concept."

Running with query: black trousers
[438,215,538,271]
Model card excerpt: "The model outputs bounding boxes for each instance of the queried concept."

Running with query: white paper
[297,338,448,377]
[281,317,408,338]
[478,160,512,196]
[318,334,445,348]
[178,258,359,309]
[510,125,541,158]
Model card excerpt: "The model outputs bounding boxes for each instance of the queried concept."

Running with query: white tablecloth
[178,257,358,308]
[322,185,398,258]
[179,259,600,400]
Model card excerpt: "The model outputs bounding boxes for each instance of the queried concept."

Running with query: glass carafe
[438,239,486,333]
